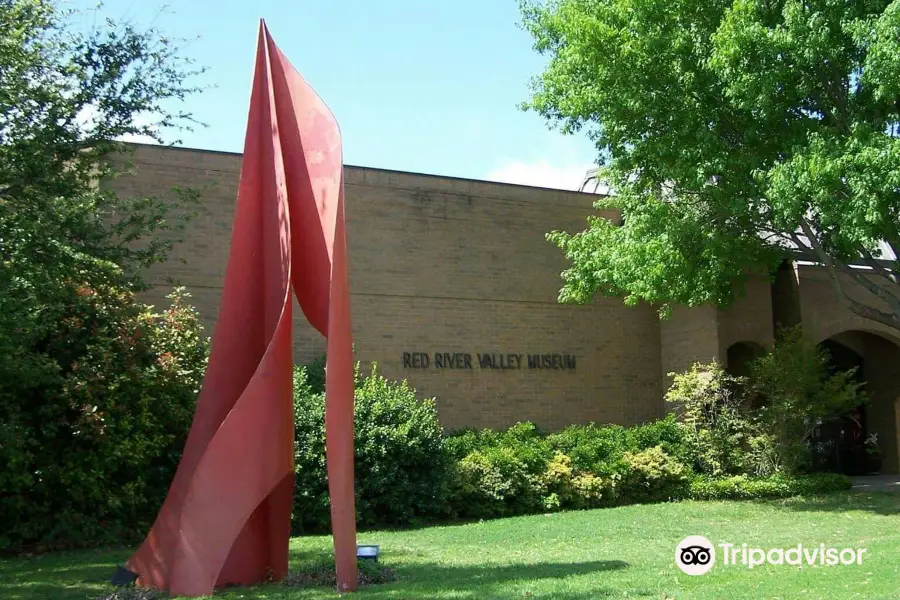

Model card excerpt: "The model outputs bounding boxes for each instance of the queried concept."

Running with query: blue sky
[69,0,598,189]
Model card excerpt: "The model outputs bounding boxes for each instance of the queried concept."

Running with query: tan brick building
[107,143,900,474]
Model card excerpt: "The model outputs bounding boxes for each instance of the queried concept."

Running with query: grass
[3,492,900,600]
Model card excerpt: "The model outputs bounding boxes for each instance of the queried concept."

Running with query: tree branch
[844,266,900,312]
[798,219,900,332]
[858,245,900,286]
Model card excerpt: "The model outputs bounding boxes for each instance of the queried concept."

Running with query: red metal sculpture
[124,20,358,596]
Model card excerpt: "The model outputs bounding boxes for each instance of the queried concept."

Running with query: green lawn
[3,492,900,600]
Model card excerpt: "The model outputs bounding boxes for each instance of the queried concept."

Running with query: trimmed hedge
[689,473,853,500]
[443,426,851,520]
[289,362,853,531]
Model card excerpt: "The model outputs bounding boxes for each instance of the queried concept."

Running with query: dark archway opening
[811,340,868,475]
[810,331,900,475]
[725,341,767,379]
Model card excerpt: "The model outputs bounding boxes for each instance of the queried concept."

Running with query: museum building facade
[107,143,900,473]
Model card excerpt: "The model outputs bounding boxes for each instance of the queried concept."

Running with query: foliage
[0,0,204,293]
[748,326,868,473]
[0,0,206,552]
[449,446,542,518]
[0,288,209,552]
[689,472,852,500]
[544,422,629,476]
[446,418,694,517]
[443,427,500,461]
[665,361,754,476]
[292,361,450,533]
[663,326,868,479]
[620,445,691,503]
[301,352,328,396]
[294,332,859,531]
[381,406,850,521]
[544,414,694,477]
[623,412,697,467]
[521,0,900,333]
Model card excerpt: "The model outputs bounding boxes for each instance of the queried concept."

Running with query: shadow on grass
[280,547,632,599]
[0,547,631,600]
[372,559,631,597]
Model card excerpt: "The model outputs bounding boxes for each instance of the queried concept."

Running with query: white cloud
[75,104,159,145]
[484,159,597,191]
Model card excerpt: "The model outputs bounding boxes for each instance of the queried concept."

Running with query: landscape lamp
[357,545,380,562]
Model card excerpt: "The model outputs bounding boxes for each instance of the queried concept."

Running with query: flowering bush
[0,287,209,552]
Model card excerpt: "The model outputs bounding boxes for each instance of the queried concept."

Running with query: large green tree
[0,0,209,550]
[521,0,900,332]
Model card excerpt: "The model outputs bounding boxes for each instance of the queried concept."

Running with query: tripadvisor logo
[675,536,869,575]
[675,536,715,576]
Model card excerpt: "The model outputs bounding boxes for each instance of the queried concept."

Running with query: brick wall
[796,265,900,345]
[659,305,721,398]
[717,274,776,355]
[104,144,666,431]
[100,144,900,456]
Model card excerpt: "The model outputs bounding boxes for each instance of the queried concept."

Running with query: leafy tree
[521,0,900,331]
[748,325,868,473]
[0,0,208,550]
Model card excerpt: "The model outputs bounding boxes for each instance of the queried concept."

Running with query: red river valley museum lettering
[402,352,576,370]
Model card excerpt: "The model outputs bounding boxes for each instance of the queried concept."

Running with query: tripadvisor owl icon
[675,535,716,575]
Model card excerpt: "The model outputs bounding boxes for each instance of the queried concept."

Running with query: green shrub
[571,472,614,509]
[539,452,617,510]
[544,416,693,478]
[0,288,208,552]
[665,362,751,476]
[624,415,696,467]
[444,421,558,518]
[449,449,521,519]
[448,444,547,519]
[664,328,869,479]
[444,419,696,516]
[301,352,328,395]
[0,0,205,552]
[444,427,500,460]
[748,325,869,475]
[446,428,695,517]
[619,445,691,503]
[546,423,628,476]
[540,451,576,506]
[292,364,859,531]
[689,473,852,500]
[291,366,330,533]
[494,422,554,473]
[292,362,449,533]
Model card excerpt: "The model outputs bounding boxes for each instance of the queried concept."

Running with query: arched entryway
[813,331,900,475]
[725,341,767,378]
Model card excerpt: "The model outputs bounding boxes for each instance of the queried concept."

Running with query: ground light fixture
[110,565,138,587]
[357,545,380,562]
